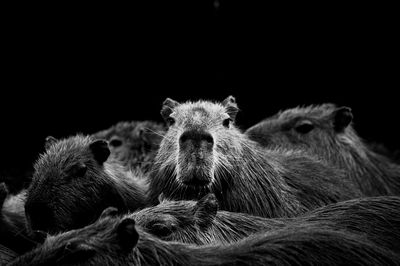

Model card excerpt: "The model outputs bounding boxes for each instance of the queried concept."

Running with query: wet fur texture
[25,135,148,234]
[9,214,400,266]
[245,103,400,196]
[93,121,166,174]
[148,99,360,218]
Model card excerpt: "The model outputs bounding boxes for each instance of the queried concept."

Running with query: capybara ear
[161,98,180,124]
[44,136,58,150]
[194,193,218,229]
[99,207,119,220]
[89,139,111,165]
[117,218,139,252]
[0,182,8,206]
[222,96,239,121]
[69,163,87,178]
[31,230,48,244]
[332,106,353,132]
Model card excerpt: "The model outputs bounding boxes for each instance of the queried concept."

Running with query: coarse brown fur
[24,135,148,234]
[148,97,360,218]
[93,121,166,173]
[245,103,400,196]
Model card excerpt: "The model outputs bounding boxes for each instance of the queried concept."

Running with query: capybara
[0,244,18,266]
[24,135,148,234]
[245,103,400,196]
[8,215,400,266]
[130,194,400,253]
[147,97,360,218]
[92,121,166,173]
[1,183,38,257]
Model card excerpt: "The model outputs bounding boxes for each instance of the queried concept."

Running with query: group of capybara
[1,96,400,265]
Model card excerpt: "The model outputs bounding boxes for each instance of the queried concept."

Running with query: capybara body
[245,103,400,196]
[148,97,360,218]
[93,121,166,173]
[8,215,400,266]
[1,184,38,257]
[131,194,400,253]
[1,244,18,266]
[24,135,148,234]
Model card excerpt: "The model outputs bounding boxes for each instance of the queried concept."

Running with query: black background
[1,2,398,181]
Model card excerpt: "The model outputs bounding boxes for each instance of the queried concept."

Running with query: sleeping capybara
[245,103,400,196]
[129,194,400,254]
[92,121,166,173]
[24,135,148,234]
[8,214,400,266]
[147,96,360,218]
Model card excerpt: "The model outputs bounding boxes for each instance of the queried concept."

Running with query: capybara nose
[179,130,214,147]
[25,201,55,232]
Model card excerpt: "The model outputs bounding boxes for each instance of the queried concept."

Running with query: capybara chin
[24,135,148,234]
[245,103,400,196]
[148,96,360,218]
[8,215,400,266]
[92,120,166,173]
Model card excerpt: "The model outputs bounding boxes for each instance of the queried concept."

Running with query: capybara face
[25,135,127,234]
[93,121,166,171]
[158,96,240,189]
[246,104,353,157]
[132,193,218,243]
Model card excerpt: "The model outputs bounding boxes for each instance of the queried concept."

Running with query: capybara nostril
[25,201,54,232]
[179,130,214,147]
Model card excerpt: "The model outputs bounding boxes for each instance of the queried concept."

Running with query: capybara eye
[166,117,175,126]
[110,138,123,147]
[294,122,315,134]
[222,118,231,128]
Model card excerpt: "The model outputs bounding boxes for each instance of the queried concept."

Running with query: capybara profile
[147,97,360,218]
[24,135,148,234]
[131,193,285,244]
[92,121,166,173]
[131,194,400,253]
[245,104,400,196]
[8,215,400,266]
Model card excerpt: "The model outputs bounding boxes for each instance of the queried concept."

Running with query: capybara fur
[245,103,400,196]
[1,244,18,266]
[147,97,360,218]
[1,184,38,256]
[93,121,166,173]
[131,194,400,254]
[8,214,400,266]
[24,135,148,234]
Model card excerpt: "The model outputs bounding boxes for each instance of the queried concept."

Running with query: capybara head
[8,214,140,266]
[25,135,128,234]
[246,104,354,160]
[156,96,241,192]
[131,193,218,243]
[93,121,166,172]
